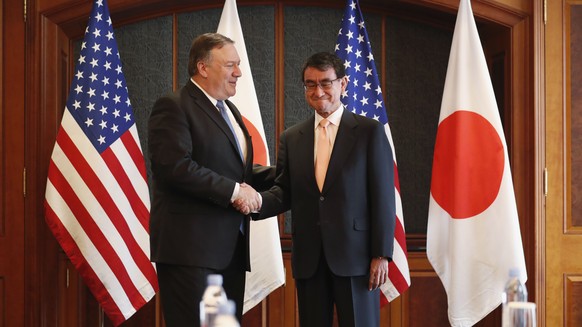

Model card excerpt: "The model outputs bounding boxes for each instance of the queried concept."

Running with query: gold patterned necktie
[315,118,331,191]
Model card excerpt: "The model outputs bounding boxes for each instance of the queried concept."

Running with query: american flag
[44,0,158,325]
[335,0,411,304]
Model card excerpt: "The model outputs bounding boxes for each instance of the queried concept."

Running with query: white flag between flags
[217,0,285,314]
[427,0,527,326]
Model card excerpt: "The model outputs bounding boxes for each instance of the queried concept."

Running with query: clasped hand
[232,183,261,215]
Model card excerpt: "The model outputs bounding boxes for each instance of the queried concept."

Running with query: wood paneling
[0,278,3,327]
[567,4,582,231]
[1,0,26,326]
[565,275,582,326]
[17,0,537,326]
[544,1,582,326]
[408,273,449,327]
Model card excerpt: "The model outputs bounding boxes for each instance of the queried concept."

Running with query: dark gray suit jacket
[259,109,396,279]
[148,79,273,271]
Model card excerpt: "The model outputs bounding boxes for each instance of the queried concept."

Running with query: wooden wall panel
[565,275,582,327]
[22,0,535,326]
[544,1,582,325]
[1,0,26,326]
[0,278,4,327]
[408,273,449,326]
[267,252,299,327]
[568,4,582,230]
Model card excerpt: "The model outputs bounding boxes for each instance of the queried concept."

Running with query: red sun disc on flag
[242,116,268,166]
[431,110,504,219]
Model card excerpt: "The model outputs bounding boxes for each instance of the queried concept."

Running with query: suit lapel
[186,81,233,140]
[322,110,357,192]
[294,117,318,191]
[186,81,248,165]
[225,99,253,168]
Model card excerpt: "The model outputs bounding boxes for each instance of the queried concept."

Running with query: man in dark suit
[238,52,396,327]
[148,33,272,327]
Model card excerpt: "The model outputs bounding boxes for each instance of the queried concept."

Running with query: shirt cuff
[230,182,240,203]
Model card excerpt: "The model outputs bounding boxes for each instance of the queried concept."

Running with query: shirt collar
[191,78,220,107]
[315,105,344,130]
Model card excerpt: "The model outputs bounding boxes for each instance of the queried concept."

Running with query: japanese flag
[427,0,527,326]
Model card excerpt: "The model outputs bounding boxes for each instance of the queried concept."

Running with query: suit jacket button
[319,196,325,201]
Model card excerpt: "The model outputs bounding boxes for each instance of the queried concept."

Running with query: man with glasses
[237,52,396,327]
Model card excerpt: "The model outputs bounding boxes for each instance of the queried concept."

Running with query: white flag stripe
[45,181,134,314]
[62,112,151,249]
[395,185,403,225]
[49,140,153,294]
[384,124,397,165]
[108,135,153,253]
[44,2,157,324]
[129,124,146,152]
[387,127,407,287]
[110,128,151,209]
[381,239,409,297]
[391,240,408,277]
[386,129,410,287]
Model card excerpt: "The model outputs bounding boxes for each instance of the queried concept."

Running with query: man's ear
[340,75,349,91]
[198,61,208,78]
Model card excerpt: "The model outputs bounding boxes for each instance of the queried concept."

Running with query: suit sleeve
[368,122,397,260]
[148,94,236,208]
[251,164,276,192]
[255,131,292,219]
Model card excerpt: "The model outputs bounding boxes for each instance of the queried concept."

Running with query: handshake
[233,183,261,215]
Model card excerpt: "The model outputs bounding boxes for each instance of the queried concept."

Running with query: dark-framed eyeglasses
[303,78,341,91]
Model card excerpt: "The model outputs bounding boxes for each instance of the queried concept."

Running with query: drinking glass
[507,302,537,327]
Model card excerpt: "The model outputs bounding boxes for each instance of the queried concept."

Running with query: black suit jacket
[259,109,396,279]
[148,79,273,270]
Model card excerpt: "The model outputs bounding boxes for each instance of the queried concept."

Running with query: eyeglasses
[303,78,341,91]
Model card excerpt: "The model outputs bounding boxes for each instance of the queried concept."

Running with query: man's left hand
[368,257,389,291]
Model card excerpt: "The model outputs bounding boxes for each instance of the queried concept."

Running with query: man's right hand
[233,183,261,214]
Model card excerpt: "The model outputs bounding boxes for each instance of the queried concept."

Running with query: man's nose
[233,64,242,77]
[313,85,326,96]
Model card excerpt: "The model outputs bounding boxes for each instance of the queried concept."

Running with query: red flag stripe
[382,262,409,303]
[120,127,149,182]
[101,147,150,231]
[394,215,408,256]
[44,203,128,325]
[111,128,150,208]
[389,232,410,287]
[55,127,158,288]
[61,111,151,260]
[393,162,401,193]
[47,159,147,311]
[377,159,410,302]
[384,124,411,302]
[380,293,389,306]
[44,2,157,324]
